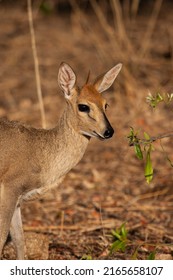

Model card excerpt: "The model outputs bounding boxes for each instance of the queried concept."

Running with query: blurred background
[0,0,173,259]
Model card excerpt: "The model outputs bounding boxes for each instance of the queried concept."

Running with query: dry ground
[0,1,173,260]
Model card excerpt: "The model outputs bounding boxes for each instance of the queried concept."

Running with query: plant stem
[129,132,173,146]
[27,0,46,128]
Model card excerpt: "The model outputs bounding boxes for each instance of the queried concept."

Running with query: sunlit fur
[0,62,122,259]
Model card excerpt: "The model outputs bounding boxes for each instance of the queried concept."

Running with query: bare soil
[1,1,173,260]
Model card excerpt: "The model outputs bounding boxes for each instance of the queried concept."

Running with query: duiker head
[58,62,122,140]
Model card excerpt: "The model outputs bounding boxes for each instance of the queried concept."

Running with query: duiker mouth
[93,128,114,140]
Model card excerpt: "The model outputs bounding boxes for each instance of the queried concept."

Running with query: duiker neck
[37,103,90,185]
[52,102,89,172]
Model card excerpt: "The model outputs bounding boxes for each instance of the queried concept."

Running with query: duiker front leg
[0,184,18,259]
[10,204,26,260]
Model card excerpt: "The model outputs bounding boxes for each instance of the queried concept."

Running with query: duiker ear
[58,62,76,99]
[93,63,122,93]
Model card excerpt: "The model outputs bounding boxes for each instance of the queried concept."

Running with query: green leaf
[81,254,92,260]
[127,127,135,145]
[145,146,153,183]
[134,144,143,160]
[156,93,163,102]
[112,231,121,240]
[110,240,126,253]
[148,250,156,260]
[120,223,128,238]
[144,132,150,140]
[110,223,128,254]
[146,92,164,108]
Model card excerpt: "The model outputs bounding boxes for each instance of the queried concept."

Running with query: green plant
[146,92,173,108]
[128,91,173,183]
[127,128,154,183]
[110,223,128,254]
[147,250,156,260]
[131,245,157,260]
[81,254,92,260]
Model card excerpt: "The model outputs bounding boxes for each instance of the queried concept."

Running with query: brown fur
[0,62,122,259]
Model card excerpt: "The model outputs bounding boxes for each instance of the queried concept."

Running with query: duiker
[0,62,122,259]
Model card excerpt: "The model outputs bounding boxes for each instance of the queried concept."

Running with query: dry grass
[27,0,46,128]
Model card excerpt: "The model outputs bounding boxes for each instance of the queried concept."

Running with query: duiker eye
[78,104,90,113]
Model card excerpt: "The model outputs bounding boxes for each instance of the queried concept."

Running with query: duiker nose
[104,126,114,139]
